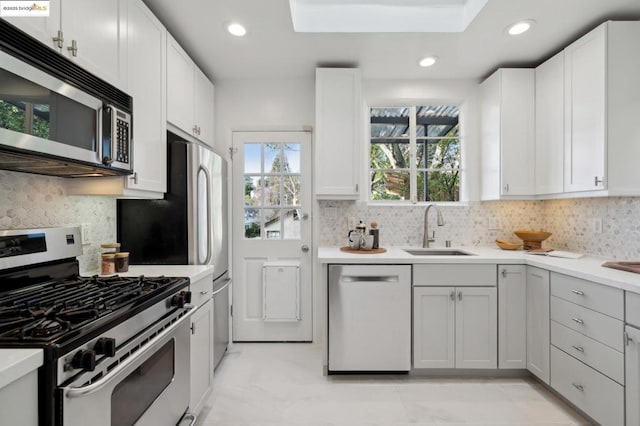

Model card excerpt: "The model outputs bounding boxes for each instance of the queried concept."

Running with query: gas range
[0,227,194,426]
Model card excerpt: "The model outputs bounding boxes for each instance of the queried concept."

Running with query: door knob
[301,245,310,253]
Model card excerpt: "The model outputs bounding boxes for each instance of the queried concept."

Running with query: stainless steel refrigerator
[117,131,230,369]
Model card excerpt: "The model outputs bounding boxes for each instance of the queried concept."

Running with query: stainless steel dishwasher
[328,264,411,372]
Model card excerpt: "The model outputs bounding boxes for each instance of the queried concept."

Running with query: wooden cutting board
[602,261,640,274]
[339,246,387,254]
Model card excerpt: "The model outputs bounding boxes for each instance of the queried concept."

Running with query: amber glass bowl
[495,239,521,250]
[513,230,552,250]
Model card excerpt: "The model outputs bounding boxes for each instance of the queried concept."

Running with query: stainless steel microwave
[0,19,133,177]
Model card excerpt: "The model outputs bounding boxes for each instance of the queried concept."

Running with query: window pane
[370,142,410,169]
[416,139,460,169]
[417,171,460,202]
[264,143,282,172]
[283,143,300,173]
[371,123,410,138]
[283,209,301,240]
[282,175,301,206]
[370,170,410,200]
[244,208,261,239]
[417,124,460,137]
[243,176,261,207]
[263,209,281,240]
[244,143,261,173]
[417,105,459,119]
[370,107,410,119]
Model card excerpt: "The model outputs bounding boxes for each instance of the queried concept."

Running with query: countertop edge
[0,349,43,389]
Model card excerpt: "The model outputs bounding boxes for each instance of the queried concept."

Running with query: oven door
[61,310,192,426]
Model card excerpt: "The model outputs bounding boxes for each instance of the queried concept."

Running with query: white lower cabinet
[190,298,214,415]
[526,266,550,383]
[498,265,526,369]
[413,286,496,369]
[626,325,640,426]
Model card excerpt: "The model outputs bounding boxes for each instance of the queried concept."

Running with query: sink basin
[403,249,474,256]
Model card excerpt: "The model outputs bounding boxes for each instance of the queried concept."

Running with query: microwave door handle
[101,105,114,165]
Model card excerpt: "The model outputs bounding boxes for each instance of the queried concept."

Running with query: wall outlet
[81,223,91,244]
[591,218,603,234]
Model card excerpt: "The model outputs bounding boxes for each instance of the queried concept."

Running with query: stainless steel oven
[61,305,193,426]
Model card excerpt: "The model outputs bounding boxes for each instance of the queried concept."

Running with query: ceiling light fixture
[507,20,535,36]
[419,56,438,68]
[227,23,247,37]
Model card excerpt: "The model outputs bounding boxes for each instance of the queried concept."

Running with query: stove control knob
[171,294,185,308]
[94,337,116,357]
[71,349,96,371]
[183,291,192,304]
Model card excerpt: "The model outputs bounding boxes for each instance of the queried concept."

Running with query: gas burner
[31,319,64,337]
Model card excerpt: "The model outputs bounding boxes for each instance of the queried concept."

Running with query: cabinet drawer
[413,264,496,287]
[626,291,640,328]
[550,296,623,351]
[550,346,623,426]
[190,274,213,308]
[551,272,623,319]
[551,321,623,384]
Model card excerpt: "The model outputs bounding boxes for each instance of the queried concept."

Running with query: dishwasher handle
[341,275,399,283]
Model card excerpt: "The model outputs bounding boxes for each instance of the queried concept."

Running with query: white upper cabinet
[480,68,535,200]
[535,51,565,195]
[564,21,640,195]
[315,68,362,199]
[167,34,214,147]
[4,0,127,89]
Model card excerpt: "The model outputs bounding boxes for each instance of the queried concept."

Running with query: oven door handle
[65,308,194,399]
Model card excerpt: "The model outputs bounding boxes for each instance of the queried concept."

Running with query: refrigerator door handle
[197,165,213,265]
[212,278,232,296]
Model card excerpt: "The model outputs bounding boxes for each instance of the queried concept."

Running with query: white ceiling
[143,0,640,84]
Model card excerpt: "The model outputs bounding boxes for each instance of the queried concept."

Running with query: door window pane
[264,143,281,172]
[263,209,281,239]
[283,209,301,239]
[244,208,261,239]
[283,143,301,173]
[244,175,261,207]
[263,176,281,207]
[244,143,261,173]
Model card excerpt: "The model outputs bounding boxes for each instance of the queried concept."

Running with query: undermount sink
[403,249,474,256]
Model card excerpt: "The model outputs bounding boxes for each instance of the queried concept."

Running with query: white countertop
[0,349,42,389]
[86,264,214,283]
[318,246,640,294]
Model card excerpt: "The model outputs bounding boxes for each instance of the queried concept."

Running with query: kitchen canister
[115,252,130,273]
[101,254,116,275]
[100,242,121,254]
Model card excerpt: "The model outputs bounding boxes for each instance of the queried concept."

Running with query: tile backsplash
[0,170,116,273]
[319,197,640,260]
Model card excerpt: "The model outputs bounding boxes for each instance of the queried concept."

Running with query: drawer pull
[571,290,584,296]
[200,290,209,295]
[572,318,584,325]
[626,332,634,346]
[572,345,585,353]
[572,383,584,392]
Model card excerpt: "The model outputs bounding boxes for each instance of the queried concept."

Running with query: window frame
[368,105,462,204]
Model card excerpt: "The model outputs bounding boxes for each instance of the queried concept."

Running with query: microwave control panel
[115,110,130,164]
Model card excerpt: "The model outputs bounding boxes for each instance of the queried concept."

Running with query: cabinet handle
[129,172,139,185]
[626,332,634,346]
[450,291,455,301]
[572,318,584,325]
[503,184,509,193]
[190,323,196,335]
[572,345,585,353]
[193,125,198,136]
[501,269,507,278]
[53,30,64,49]
[572,383,584,392]
[200,290,209,295]
[458,291,462,301]
[68,39,78,57]
[571,290,584,296]
[594,176,603,186]
[355,184,359,193]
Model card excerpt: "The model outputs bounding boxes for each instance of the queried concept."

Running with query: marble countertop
[0,349,42,389]
[85,264,214,283]
[318,246,640,294]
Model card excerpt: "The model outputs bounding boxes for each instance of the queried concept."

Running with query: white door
[232,131,312,341]
[626,325,640,426]
[526,266,550,383]
[455,287,497,369]
[413,287,455,369]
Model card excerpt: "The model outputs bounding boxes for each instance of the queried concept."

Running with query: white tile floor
[196,343,591,426]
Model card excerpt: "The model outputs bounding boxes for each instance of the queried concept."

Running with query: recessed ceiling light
[507,20,535,36]
[419,56,438,68]
[227,23,247,37]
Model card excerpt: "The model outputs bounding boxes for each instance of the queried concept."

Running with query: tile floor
[196,343,591,426]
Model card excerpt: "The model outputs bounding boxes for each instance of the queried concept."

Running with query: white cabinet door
[167,34,195,134]
[626,325,640,426]
[194,67,214,147]
[564,24,606,192]
[413,287,455,369]
[61,0,127,89]
[480,69,535,199]
[2,1,61,50]
[498,265,527,369]
[455,287,497,369]
[125,0,166,194]
[535,51,565,195]
[315,68,361,199]
[526,266,550,383]
[190,299,214,416]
